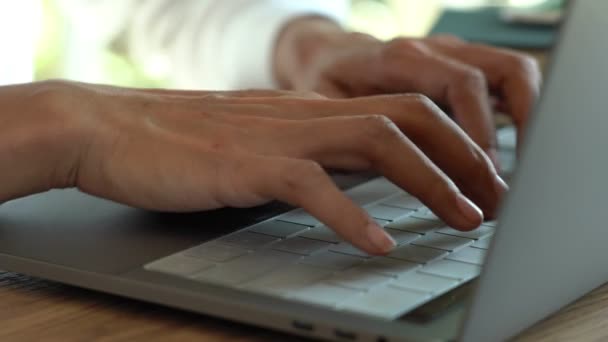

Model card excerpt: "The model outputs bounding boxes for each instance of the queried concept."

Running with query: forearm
[0,81,85,202]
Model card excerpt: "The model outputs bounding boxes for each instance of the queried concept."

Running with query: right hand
[0,80,507,255]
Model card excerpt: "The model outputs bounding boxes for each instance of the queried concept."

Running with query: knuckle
[281,160,326,191]
[454,67,487,89]
[397,94,447,130]
[355,115,403,156]
[508,55,541,80]
[432,34,464,44]
[361,114,399,139]
[387,37,423,52]
[407,93,439,113]
[383,38,430,60]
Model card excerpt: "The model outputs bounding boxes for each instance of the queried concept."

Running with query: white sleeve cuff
[215,0,349,89]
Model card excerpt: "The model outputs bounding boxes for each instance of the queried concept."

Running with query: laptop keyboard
[144,178,494,320]
[145,127,516,320]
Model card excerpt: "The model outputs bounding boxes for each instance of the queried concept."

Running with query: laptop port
[292,320,314,332]
[334,329,357,340]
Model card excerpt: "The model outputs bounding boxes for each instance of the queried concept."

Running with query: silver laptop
[1,1,605,341]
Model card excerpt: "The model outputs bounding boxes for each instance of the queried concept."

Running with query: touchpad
[0,189,289,274]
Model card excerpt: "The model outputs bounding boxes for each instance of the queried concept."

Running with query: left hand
[274,17,542,166]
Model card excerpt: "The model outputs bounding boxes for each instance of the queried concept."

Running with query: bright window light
[0,0,41,84]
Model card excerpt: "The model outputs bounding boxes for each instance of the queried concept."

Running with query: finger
[440,59,499,167]
[152,94,497,224]
[383,95,505,218]
[377,45,499,167]
[427,38,542,140]
[265,114,485,230]
[233,155,396,255]
[222,94,504,218]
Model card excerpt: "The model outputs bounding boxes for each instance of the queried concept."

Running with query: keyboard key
[218,231,279,250]
[437,225,494,240]
[411,233,474,251]
[271,237,331,256]
[482,220,498,227]
[498,149,516,178]
[327,268,393,290]
[248,220,309,238]
[447,247,487,265]
[386,217,442,235]
[300,251,364,271]
[360,257,420,277]
[420,259,481,281]
[411,207,440,221]
[385,228,420,245]
[193,250,300,286]
[299,226,342,243]
[392,271,459,294]
[279,209,320,227]
[374,218,391,227]
[471,236,493,250]
[366,204,414,221]
[184,242,248,263]
[241,264,332,295]
[145,254,215,277]
[381,194,423,210]
[289,283,361,307]
[340,284,431,319]
[497,126,516,149]
[345,177,401,205]
[330,243,372,258]
[388,245,448,264]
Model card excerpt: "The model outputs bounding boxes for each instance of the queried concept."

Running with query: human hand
[0,80,506,255]
[275,17,542,166]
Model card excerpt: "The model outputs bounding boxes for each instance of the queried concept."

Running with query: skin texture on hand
[0,80,507,255]
[274,16,543,167]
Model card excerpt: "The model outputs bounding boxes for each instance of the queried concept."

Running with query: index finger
[239,155,397,256]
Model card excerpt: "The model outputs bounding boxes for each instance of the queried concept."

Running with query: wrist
[274,16,350,89]
[0,80,91,201]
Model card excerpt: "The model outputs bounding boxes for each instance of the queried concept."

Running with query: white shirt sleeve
[125,0,349,90]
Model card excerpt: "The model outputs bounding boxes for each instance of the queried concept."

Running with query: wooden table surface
[2,270,608,341]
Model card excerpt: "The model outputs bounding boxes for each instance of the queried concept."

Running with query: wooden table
[2,270,608,341]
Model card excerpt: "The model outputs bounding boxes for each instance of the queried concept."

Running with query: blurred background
[0,0,562,88]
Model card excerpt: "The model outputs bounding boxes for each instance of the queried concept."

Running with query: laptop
[0,1,605,341]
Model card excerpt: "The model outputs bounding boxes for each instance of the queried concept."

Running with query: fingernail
[495,174,509,193]
[366,223,396,254]
[456,194,483,225]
